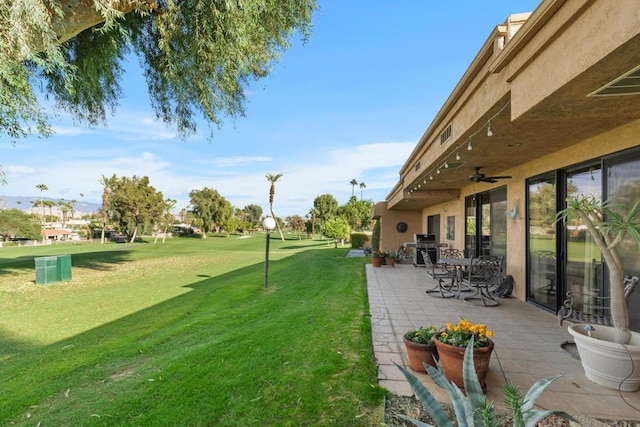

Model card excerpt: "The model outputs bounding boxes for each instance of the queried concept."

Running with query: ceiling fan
[468,167,512,183]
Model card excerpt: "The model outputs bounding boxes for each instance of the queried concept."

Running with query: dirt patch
[109,366,137,381]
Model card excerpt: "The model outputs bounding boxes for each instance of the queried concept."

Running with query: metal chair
[422,250,459,298]
[461,257,502,306]
[558,275,639,326]
[441,248,464,259]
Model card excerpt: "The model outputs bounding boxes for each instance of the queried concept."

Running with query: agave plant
[394,337,576,426]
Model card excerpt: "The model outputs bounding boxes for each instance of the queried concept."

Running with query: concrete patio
[366,263,640,422]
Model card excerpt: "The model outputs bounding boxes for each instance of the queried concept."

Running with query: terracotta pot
[371,256,384,267]
[404,337,439,373]
[434,336,494,394]
[385,257,396,267]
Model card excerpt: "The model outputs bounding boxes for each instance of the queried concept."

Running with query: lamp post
[263,216,276,288]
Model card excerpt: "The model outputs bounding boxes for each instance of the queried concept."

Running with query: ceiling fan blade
[485,175,512,180]
[482,178,498,183]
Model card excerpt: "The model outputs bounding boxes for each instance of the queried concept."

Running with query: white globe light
[263,216,276,231]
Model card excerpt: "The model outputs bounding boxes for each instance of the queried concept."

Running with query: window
[446,216,455,240]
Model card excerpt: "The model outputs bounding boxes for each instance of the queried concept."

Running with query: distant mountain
[0,196,101,216]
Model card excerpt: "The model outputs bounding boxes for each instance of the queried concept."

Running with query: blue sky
[1,1,541,217]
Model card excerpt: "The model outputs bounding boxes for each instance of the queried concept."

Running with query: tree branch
[51,0,156,44]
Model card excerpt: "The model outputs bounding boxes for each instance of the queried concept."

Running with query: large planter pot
[385,257,396,267]
[371,256,384,267]
[568,323,640,392]
[434,337,494,394]
[403,337,439,373]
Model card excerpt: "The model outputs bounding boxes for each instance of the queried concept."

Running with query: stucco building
[373,0,640,329]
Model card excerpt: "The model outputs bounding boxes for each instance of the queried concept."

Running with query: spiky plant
[395,337,576,426]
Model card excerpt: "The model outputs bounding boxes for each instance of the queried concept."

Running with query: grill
[414,234,437,266]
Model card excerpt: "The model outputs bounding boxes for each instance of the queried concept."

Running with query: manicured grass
[0,236,385,425]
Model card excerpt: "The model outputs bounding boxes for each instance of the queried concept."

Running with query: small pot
[403,337,439,373]
[371,256,384,267]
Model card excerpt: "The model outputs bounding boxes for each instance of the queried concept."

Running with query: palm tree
[79,193,84,219]
[70,199,77,220]
[350,179,358,197]
[308,207,317,239]
[265,173,285,241]
[36,183,48,227]
[44,200,55,223]
[98,174,116,244]
[359,182,366,200]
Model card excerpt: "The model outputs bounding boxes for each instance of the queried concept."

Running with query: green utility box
[56,255,72,282]
[35,255,72,284]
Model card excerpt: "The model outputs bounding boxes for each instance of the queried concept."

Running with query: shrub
[371,219,380,251]
[350,233,368,248]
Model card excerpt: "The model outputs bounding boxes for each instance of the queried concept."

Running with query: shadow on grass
[0,246,134,277]
[0,246,376,425]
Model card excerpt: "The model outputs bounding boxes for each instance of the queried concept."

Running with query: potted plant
[384,248,398,267]
[557,195,640,390]
[434,318,494,393]
[371,250,385,267]
[395,337,576,426]
[403,325,439,373]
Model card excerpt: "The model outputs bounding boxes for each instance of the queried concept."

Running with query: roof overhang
[387,0,640,210]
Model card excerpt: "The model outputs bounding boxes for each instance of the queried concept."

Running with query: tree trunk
[577,209,631,344]
[129,225,138,243]
[270,205,285,242]
[51,0,156,45]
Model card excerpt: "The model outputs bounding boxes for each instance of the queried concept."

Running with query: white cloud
[51,126,94,136]
[206,156,272,168]
[5,165,37,176]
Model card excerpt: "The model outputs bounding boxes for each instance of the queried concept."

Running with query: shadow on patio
[367,263,640,421]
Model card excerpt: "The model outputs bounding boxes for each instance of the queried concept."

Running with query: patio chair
[461,257,502,307]
[440,248,464,259]
[422,250,458,298]
[558,275,639,326]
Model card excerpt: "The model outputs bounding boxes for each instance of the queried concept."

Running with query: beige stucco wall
[415,119,640,301]
[373,202,422,253]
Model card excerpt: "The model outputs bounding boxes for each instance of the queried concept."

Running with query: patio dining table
[433,257,472,298]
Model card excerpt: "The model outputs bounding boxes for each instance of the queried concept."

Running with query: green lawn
[0,235,385,426]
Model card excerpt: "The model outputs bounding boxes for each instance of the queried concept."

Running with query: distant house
[42,229,72,241]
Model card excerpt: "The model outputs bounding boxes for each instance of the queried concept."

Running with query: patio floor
[366,263,640,422]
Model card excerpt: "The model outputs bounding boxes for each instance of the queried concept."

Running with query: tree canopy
[0,209,41,241]
[109,174,164,242]
[321,216,350,247]
[188,187,232,237]
[338,196,373,231]
[243,204,263,229]
[313,193,338,230]
[1,0,316,140]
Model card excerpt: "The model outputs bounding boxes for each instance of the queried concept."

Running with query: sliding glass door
[605,153,640,330]
[527,173,557,310]
[564,166,603,316]
[465,187,507,258]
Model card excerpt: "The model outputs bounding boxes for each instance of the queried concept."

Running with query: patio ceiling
[388,17,640,210]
